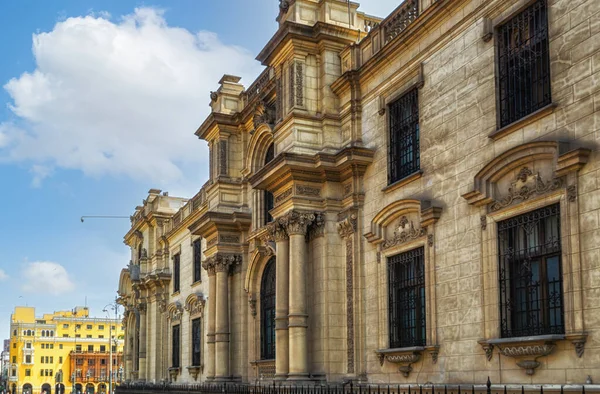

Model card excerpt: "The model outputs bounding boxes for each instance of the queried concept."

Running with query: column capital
[202,258,216,277]
[214,253,242,273]
[267,220,288,241]
[309,212,326,239]
[337,212,358,238]
[281,210,316,236]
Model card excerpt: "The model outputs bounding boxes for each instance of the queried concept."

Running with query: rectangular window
[193,239,202,283]
[25,355,32,364]
[88,359,95,366]
[59,344,63,349]
[497,0,551,128]
[100,345,106,352]
[76,358,83,365]
[50,370,53,377]
[498,204,564,338]
[76,345,82,352]
[86,335,92,338]
[173,254,181,293]
[75,334,81,338]
[101,359,106,365]
[98,325,104,330]
[172,324,180,368]
[99,335,104,339]
[59,357,63,363]
[63,324,69,329]
[25,369,31,377]
[111,326,115,330]
[41,356,44,363]
[388,247,426,348]
[12,356,16,363]
[191,318,201,366]
[45,356,49,363]
[25,343,31,349]
[63,334,68,338]
[388,88,420,184]
[88,345,94,352]
[41,344,45,349]
[86,325,92,330]
[76,324,81,329]
[50,357,53,363]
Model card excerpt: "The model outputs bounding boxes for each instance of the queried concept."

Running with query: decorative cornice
[382,218,426,250]
[490,167,562,211]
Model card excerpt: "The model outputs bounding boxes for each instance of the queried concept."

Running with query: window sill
[172,291,180,296]
[186,365,203,380]
[375,346,436,377]
[382,171,423,194]
[191,280,202,288]
[489,103,557,141]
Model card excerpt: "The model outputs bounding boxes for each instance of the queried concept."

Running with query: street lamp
[72,325,79,394]
[103,299,120,394]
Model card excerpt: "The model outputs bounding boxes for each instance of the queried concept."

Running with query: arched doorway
[260,257,276,360]
[85,383,94,394]
[42,383,52,394]
[75,383,83,394]
[22,384,32,394]
[55,384,65,394]
[97,384,106,394]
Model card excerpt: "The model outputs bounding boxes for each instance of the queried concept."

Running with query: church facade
[117,0,600,386]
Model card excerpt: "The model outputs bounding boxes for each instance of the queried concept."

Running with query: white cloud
[1,8,262,186]
[0,269,8,281]
[21,261,75,295]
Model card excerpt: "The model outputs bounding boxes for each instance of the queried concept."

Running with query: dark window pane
[173,254,181,293]
[264,143,275,225]
[193,240,202,283]
[498,204,564,337]
[497,0,551,127]
[172,325,180,368]
[260,257,276,360]
[388,89,419,184]
[191,318,201,366]
[388,247,425,348]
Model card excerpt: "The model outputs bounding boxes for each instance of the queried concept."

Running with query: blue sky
[0,0,400,339]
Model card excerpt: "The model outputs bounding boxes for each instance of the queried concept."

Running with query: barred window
[260,257,276,360]
[191,318,202,366]
[173,253,181,293]
[388,88,420,184]
[172,324,180,368]
[497,0,551,128]
[388,247,426,348]
[264,143,275,225]
[193,239,202,283]
[498,204,564,338]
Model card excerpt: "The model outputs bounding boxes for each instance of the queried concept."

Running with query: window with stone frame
[173,253,181,293]
[171,324,180,368]
[388,88,420,184]
[388,247,426,348]
[191,318,201,366]
[498,203,564,338]
[263,143,275,225]
[496,0,551,128]
[260,257,276,360]
[193,239,202,283]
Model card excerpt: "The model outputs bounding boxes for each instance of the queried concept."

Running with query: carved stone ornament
[568,333,588,358]
[281,210,316,236]
[184,293,206,317]
[274,188,293,206]
[248,294,257,318]
[376,348,422,378]
[478,340,494,361]
[490,167,562,211]
[186,366,203,381]
[296,184,320,197]
[481,216,487,231]
[337,214,358,239]
[210,91,218,102]
[382,218,426,250]
[309,212,326,239]
[427,234,434,247]
[567,185,577,202]
[493,339,557,375]
[267,220,288,242]
[211,253,242,274]
[253,101,276,129]
[279,0,291,13]
[168,303,184,322]
[168,367,180,382]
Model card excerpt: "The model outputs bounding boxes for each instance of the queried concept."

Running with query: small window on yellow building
[25,369,31,377]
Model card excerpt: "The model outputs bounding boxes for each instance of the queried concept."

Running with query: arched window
[263,143,275,225]
[260,257,276,360]
[42,331,45,337]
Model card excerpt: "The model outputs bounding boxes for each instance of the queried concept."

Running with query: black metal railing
[116,379,598,394]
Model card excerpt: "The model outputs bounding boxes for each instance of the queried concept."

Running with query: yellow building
[8,306,124,394]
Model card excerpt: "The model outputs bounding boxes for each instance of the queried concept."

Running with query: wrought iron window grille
[388,247,426,348]
[497,0,551,128]
[498,204,564,338]
[388,88,420,185]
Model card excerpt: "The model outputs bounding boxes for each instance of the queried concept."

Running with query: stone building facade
[117,0,600,386]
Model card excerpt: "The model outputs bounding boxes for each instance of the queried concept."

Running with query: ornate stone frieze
[296,185,320,197]
[274,188,293,206]
[490,167,562,211]
[282,210,316,236]
[219,140,228,176]
[248,294,257,318]
[207,237,217,248]
[343,183,352,196]
[337,213,358,239]
[382,217,426,250]
[276,77,283,121]
[295,62,304,106]
[480,215,487,231]
[220,234,240,244]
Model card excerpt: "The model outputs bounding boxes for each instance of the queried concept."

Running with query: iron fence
[117,378,599,394]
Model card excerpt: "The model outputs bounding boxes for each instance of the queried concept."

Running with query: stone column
[285,211,315,381]
[202,259,217,381]
[269,221,290,379]
[138,303,147,380]
[214,254,240,381]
